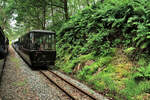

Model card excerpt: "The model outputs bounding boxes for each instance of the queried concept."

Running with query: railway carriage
[13,30,56,67]
[0,27,8,77]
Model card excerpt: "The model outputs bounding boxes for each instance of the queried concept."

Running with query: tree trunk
[42,0,46,30]
[43,5,46,30]
[77,0,81,9]
[101,0,104,3]
[64,0,69,20]
[86,0,90,6]
[93,0,96,5]
[50,0,54,25]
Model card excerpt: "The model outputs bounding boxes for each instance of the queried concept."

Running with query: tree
[0,0,98,32]
[63,0,69,20]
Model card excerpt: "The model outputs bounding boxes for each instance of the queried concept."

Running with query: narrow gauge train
[13,30,56,67]
[0,27,9,77]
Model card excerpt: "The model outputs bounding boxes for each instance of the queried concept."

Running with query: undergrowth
[56,0,150,99]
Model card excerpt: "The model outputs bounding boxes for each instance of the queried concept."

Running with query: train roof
[19,30,55,39]
[29,30,55,34]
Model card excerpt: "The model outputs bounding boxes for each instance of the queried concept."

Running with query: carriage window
[51,34,56,50]
[32,33,55,50]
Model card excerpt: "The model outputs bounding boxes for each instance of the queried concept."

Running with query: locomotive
[13,30,56,67]
[0,27,9,78]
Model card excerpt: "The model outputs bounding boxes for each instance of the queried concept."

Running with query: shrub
[134,64,150,80]
[56,0,150,99]
[57,0,150,61]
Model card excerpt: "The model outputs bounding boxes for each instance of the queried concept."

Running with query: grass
[23,88,27,94]
[10,56,21,68]
[12,79,27,87]
[58,53,95,74]
[57,48,150,100]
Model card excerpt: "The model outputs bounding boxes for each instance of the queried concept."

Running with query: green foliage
[121,79,150,100]
[56,0,150,99]
[138,58,147,67]
[134,64,150,80]
[76,56,113,81]
[60,53,94,74]
[61,59,78,74]
[124,47,136,56]
[57,0,150,62]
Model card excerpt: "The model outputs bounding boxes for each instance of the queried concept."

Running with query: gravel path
[0,46,68,100]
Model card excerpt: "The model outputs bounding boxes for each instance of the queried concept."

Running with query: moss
[12,80,27,87]
[10,57,20,68]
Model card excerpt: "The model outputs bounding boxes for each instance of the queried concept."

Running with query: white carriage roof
[30,30,55,34]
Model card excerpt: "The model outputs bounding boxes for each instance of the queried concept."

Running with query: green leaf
[140,42,150,49]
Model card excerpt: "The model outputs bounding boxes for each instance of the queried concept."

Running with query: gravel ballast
[0,46,68,100]
[0,46,107,100]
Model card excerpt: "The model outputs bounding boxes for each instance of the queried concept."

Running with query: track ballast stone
[0,46,66,100]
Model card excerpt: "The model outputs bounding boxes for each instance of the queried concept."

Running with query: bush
[57,0,150,61]
[134,63,150,80]
[56,0,150,99]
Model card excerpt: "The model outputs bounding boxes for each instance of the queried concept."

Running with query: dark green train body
[0,27,9,77]
[13,30,56,67]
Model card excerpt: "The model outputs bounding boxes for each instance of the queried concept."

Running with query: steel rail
[13,45,75,100]
[48,70,97,100]
[13,45,98,100]
[40,70,75,100]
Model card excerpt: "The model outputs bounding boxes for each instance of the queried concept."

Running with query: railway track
[40,70,100,100]
[13,45,107,100]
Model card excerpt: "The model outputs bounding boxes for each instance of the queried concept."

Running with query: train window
[51,34,56,50]
[31,33,55,50]
[22,34,30,49]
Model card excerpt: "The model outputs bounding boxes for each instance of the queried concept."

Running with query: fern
[134,64,150,80]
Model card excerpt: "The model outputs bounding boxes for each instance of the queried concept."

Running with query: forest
[1,0,150,99]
